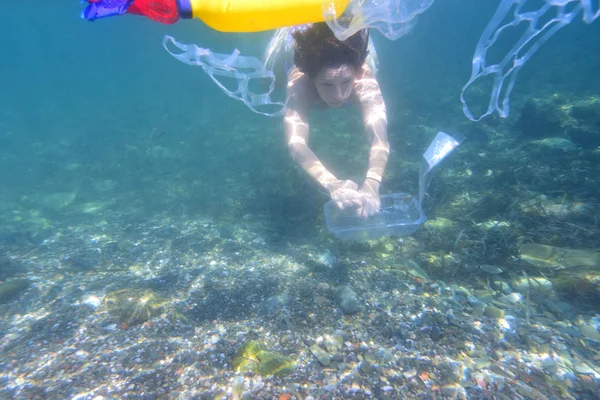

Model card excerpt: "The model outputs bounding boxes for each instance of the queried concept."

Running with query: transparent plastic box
[324,193,426,241]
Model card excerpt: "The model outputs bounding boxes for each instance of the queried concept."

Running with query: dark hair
[292,23,369,78]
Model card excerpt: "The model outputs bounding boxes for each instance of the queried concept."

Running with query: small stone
[484,305,504,319]
[359,360,372,374]
[479,264,503,274]
[377,348,394,363]
[472,307,485,318]
[82,295,102,309]
[541,358,558,374]
[579,323,600,341]
[430,325,442,341]
[309,344,331,366]
[574,362,597,375]
[440,383,464,398]
[324,333,344,353]
[474,290,493,303]
[0,279,31,305]
[512,276,553,293]
[537,343,551,354]
[474,358,490,370]
[363,351,377,363]
[532,137,578,152]
[498,293,522,304]
[336,286,361,314]
[453,286,471,297]
[403,368,417,378]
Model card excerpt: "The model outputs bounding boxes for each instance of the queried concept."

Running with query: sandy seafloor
[1,201,600,400]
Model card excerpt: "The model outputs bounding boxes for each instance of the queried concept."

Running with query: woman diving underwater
[266,23,390,218]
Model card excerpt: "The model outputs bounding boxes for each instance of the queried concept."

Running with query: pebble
[484,305,505,318]
[475,357,490,370]
[359,360,372,374]
[498,293,522,304]
[579,323,600,341]
[574,362,597,375]
[403,368,417,378]
[479,264,503,274]
[440,383,465,398]
[309,344,331,366]
[82,295,102,308]
[324,333,344,353]
[337,286,361,314]
[377,348,394,363]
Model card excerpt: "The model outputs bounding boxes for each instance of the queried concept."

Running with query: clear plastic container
[323,131,461,240]
[324,193,426,241]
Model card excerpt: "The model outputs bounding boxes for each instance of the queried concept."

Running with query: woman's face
[314,64,356,107]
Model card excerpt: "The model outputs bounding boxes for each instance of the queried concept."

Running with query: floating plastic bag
[163,35,285,117]
[322,0,434,41]
[419,131,462,204]
[461,0,600,121]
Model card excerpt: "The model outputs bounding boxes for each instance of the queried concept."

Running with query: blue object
[176,0,193,19]
[80,0,133,21]
[324,193,426,241]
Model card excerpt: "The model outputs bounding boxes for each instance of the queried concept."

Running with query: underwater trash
[324,192,425,241]
[322,0,435,41]
[163,36,284,117]
[324,131,461,240]
[461,0,600,121]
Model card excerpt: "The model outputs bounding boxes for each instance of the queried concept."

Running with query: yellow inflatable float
[183,0,348,32]
[81,0,349,32]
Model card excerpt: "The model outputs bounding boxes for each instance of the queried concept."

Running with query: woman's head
[293,23,369,106]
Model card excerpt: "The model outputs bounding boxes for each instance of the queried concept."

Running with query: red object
[127,0,179,24]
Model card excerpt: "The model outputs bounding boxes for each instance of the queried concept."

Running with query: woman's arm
[354,65,390,192]
[284,68,363,210]
[284,68,339,189]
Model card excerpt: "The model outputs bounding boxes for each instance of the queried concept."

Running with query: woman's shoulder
[356,63,376,80]
[287,67,310,88]
[286,67,317,108]
[352,64,382,95]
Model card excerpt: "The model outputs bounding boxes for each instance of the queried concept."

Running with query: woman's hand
[327,180,363,210]
[328,179,381,218]
[356,178,381,218]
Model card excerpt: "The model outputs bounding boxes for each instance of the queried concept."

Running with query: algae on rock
[519,244,600,270]
[232,340,295,376]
